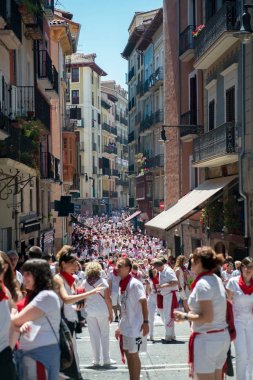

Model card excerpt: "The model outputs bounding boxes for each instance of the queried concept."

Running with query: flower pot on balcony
[19,3,37,24]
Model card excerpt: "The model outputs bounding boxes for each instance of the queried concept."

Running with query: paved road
[76,315,235,380]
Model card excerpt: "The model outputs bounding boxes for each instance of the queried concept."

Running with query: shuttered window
[208,100,215,131]
[226,86,235,122]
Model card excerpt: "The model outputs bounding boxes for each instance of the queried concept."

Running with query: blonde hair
[56,245,73,261]
[85,261,102,279]
[174,255,186,269]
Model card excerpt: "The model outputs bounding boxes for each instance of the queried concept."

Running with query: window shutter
[226,86,235,122]
[208,100,215,131]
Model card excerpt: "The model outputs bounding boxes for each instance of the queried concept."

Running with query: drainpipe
[239,41,249,255]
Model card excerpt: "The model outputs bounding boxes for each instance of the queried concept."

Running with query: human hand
[173,310,186,322]
[20,321,31,334]
[141,322,149,337]
[109,312,113,323]
[115,327,121,340]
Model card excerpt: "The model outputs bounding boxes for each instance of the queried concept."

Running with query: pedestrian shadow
[85,365,119,371]
[151,339,185,344]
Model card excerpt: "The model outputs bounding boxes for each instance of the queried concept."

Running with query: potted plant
[18,0,42,24]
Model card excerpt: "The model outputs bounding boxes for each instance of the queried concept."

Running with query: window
[72,90,79,104]
[92,92,94,106]
[71,67,79,82]
[226,86,235,122]
[91,71,94,84]
[63,138,67,149]
[208,100,215,131]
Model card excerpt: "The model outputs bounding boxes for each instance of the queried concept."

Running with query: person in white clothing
[6,250,23,288]
[226,257,253,380]
[108,267,120,321]
[115,257,149,380]
[152,259,179,342]
[146,267,159,340]
[0,253,17,380]
[174,246,230,380]
[83,262,115,366]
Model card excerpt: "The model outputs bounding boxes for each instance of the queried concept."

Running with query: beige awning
[145,175,237,233]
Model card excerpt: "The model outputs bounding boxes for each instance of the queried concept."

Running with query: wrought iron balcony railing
[102,123,117,135]
[145,154,164,169]
[193,122,239,164]
[0,111,11,136]
[128,66,135,82]
[37,50,59,93]
[104,145,117,155]
[15,86,35,117]
[40,152,60,181]
[179,25,195,56]
[194,1,237,62]
[35,89,50,130]
[140,110,164,133]
[102,168,111,176]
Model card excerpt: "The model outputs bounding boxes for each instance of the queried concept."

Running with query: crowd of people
[0,212,253,380]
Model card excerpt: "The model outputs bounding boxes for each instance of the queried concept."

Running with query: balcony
[102,190,109,197]
[110,191,118,198]
[179,25,195,61]
[80,166,85,176]
[40,152,60,181]
[179,110,203,141]
[101,99,111,110]
[140,110,164,133]
[193,122,239,168]
[194,2,238,70]
[43,0,54,18]
[14,86,35,118]
[93,166,97,174]
[0,0,22,49]
[136,81,144,97]
[149,67,164,90]
[128,97,135,112]
[66,105,82,120]
[80,142,85,151]
[101,122,117,136]
[123,145,128,154]
[37,50,59,99]
[116,178,128,187]
[145,154,164,169]
[128,131,135,144]
[128,164,135,174]
[35,89,51,130]
[111,169,119,177]
[102,168,111,176]
[129,197,135,208]
[103,145,117,155]
[128,66,135,82]
[120,116,128,126]
[92,142,97,151]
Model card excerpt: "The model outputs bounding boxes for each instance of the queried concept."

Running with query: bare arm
[226,288,233,301]
[104,288,113,323]
[12,304,44,326]
[54,275,104,304]
[140,298,149,336]
[108,279,112,296]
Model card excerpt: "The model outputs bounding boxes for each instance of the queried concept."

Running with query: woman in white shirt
[0,253,17,380]
[174,246,230,380]
[226,257,253,380]
[12,259,61,380]
[83,261,114,367]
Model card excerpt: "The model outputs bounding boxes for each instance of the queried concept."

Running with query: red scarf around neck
[0,281,8,302]
[60,271,75,287]
[238,275,253,295]
[151,276,159,292]
[119,274,132,293]
[113,268,118,277]
[190,271,213,291]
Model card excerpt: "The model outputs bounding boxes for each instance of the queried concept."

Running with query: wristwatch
[183,313,189,321]
[143,320,149,323]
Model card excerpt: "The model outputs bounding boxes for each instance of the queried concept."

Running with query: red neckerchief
[113,268,118,276]
[238,275,253,295]
[190,271,213,291]
[60,271,75,287]
[131,271,138,279]
[16,294,30,312]
[119,274,132,293]
[0,281,8,302]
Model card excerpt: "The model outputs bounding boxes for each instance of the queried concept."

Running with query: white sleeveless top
[62,280,78,322]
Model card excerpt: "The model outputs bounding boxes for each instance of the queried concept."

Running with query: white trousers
[87,315,110,363]
[148,296,157,337]
[159,293,175,338]
[234,320,253,380]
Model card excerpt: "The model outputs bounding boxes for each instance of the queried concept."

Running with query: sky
[57,0,163,90]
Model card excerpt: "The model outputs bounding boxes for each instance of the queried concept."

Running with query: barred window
[226,86,235,122]
[208,100,215,131]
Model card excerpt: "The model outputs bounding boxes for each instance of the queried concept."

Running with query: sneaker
[161,338,172,344]
[149,336,154,341]
[114,316,119,322]
[92,360,100,367]
[103,359,117,366]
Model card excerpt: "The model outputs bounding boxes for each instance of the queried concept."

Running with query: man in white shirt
[152,259,178,342]
[6,250,23,287]
[115,258,149,380]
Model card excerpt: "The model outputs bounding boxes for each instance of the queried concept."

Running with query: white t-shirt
[159,266,178,295]
[119,277,146,337]
[0,299,10,352]
[188,274,227,333]
[107,270,120,295]
[20,290,60,350]
[226,276,253,322]
[83,278,109,317]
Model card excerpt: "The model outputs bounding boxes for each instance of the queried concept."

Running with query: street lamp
[233,4,253,44]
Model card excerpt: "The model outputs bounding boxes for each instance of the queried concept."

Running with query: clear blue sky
[57,0,163,89]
